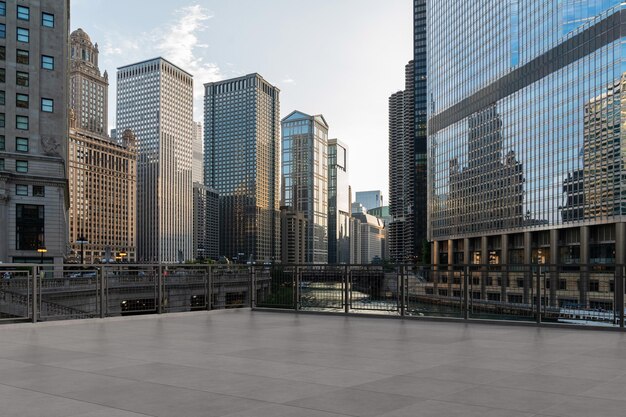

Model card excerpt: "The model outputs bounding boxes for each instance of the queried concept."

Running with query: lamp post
[119,250,127,263]
[76,235,88,264]
[37,246,47,264]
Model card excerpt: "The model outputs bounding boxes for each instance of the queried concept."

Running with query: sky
[71,0,413,199]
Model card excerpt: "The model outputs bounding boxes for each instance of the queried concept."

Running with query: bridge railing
[0,263,624,329]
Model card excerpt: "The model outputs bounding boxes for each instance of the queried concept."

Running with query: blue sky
[72,0,412,198]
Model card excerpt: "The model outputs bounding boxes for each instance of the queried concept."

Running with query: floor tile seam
[213,352,398,377]
[17,359,349,392]
[0,380,157,417]
[420,395,571,415]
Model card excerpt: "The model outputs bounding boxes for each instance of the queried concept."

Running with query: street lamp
[76,235,88,264]
[119,250,127,263]
[37,246,47,264]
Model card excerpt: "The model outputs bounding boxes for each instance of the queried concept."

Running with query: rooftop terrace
[1,310,626,417]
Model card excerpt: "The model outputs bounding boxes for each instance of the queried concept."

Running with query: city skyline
[71,0,413,198]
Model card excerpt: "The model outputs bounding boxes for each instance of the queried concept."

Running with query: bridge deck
[0,310,625,416]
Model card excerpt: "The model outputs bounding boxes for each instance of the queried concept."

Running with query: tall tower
[281,111,329,264]
[117,58,193,263]
[0,1,70,264]
[70,29,108,136]
[204,74,280,262]
[328,139,350,264]
[192,121,203,184]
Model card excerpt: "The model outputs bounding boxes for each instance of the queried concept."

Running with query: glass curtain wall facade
[428,1,626,268]
[328,138,350,264]
[204,74,280,262]
[117,58,194,263]
[281,111,329,264]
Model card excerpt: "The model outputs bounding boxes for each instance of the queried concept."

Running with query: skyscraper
[281,111,329,264]
[0,1,70,263]
[69,29,108,136]
[428,1,626,274]
[328,139,351,264]
[193,182,219,261]
[355,190,383,212]
[204,74,280,262]
[68,28,137,263]
[117,58,193,263]
[192,121,203,184]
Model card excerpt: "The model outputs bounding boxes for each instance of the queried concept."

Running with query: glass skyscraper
[281,111,329,264]
[428,1,626,267]
[328,138,351,264]
[117,58,194,263]
[204,74,280,262]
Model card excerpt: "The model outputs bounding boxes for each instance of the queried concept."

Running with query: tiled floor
[0,310,626,416]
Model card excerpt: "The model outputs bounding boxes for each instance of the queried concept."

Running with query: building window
[41,98,53,113]
[0,68,5,83]
[16,160,28,173]
[16,71,28,87]
[0,135,4,150]
[0,24,5,39]
[42,12,54,28]
[0,158,4,170]
[16,184,28,196]
[16,93,28,108]
[16,137,28,152]
[17,28,29,43]
[0,113,4,128]
[17,6,29,21]
[16,204,45,251]
[0,90,4,105]
[41,55,54,70]
[17,49,29,65]
[16,115,28,130]
[0,46,4,61]
[33,185,44,197]
[0,2,5,16]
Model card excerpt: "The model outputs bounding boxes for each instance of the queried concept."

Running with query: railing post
[250,266,255,308]
[616,265,624,328]
[400,265,405,318]
[32,266,39,323]
[157,264,163,314]
[99,266,106,319]
[536,265,542,325]
[344,265,350,314]
[294,266,300,312]
[207,265,213,311]
[463,265,469,320]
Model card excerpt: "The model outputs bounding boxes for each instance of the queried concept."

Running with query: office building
[355,190,383,212]
[352,212,385,263]
[69,28,107,136]
[280,205,307,264]
[117,58,194,263]
[428,2,626,283]
[204,74,280,262]
[281,110,329,263]
[192,121,203,184]
[193,182,219,260]
[68,28,137,263]
[328,138,351,264]
[0,1,70,263]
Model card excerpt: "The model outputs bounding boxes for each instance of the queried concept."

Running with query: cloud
[281,78,296,85]
[100,4,223,123]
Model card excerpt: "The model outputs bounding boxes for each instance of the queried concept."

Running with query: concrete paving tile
[352,375,473,399]
[404,364,516,384]
[222,403,353,416]
[539,395,626,417]
[287,388,420,417]
[377,399,537,417]
[436,385,568,413]
[492,372,602,395]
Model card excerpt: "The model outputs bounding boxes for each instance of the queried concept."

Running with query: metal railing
[0,263,624,329]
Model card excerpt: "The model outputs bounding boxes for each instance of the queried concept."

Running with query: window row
[16,183,44,197]
[0,114,29,130]
[0,55,54,70]
[0,135,30,152]
[0,3,55,26]
[0,158,28,173]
